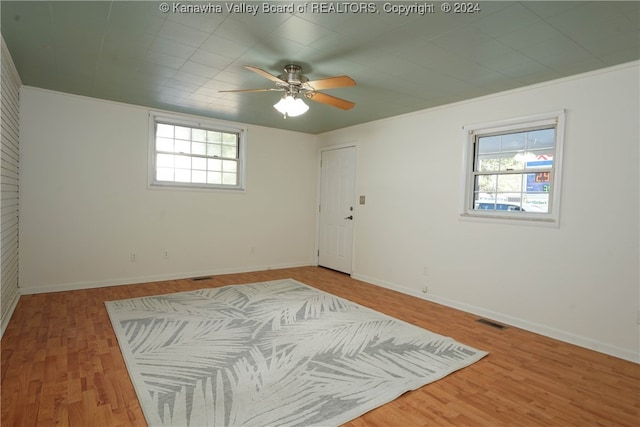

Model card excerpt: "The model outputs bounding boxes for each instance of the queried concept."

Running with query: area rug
[105,278,487,426]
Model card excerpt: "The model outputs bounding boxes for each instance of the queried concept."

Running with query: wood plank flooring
[2,266,639,426]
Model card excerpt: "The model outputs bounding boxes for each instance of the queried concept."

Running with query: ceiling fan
[219,64,356,118]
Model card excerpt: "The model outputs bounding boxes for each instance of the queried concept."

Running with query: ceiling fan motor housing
[279,64,309,87]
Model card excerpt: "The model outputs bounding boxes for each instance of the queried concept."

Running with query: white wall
[17,64,640,362]
[19,88,318,293]
[318,62,640,362]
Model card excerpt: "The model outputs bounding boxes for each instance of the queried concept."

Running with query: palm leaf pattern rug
[105,279,487,426]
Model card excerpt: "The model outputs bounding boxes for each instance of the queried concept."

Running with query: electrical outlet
[163,250,169,259]
[130,253,137,262]
[422,286,428,294]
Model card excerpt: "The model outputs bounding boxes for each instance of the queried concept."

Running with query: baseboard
[1,292,20,338]
[352,273,639,364]
[19,262,313,295]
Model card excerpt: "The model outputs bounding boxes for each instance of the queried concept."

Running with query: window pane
[192,157,207,171]
[207,171,222,184]
[157,167,173,181]
[175,169,191,182]
[207,131,222,143]
[524,149,554,170]
[474,174,497,192]
[192,142,206,155]
[477,153,527,172]
[192,128,207,142]
[222,160,237,173]
[477,154,500,172]
[156,124,174,138]
[175,139,190,154]
[525,172,551,192]
[157,153,174,167]
[523,193,550,213]
[527,128,555,150]
[222,144,237,158]
[192,170,207,183]
[501,132,526,152]
[477,135,500,154]
[156,137,174,152]
[222,133,237,144]
[175,126,191,140]
[207,143,222,157]
[496,174,523,192]
[475,201,496,210]
[474,192,496,209]
[473,196,524,212]
[208,159,222,171]
[499,152,525,171]
[175,155,191,169]
[222,172,237,185]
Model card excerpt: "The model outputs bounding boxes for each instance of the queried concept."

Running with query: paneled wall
[0,36,21,335]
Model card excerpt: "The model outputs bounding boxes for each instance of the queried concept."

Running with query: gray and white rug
[106,278,487,426]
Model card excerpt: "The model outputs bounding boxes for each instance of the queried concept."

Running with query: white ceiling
[2,1,639,133]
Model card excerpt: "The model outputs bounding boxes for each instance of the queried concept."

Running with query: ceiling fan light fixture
[274,95,309,118]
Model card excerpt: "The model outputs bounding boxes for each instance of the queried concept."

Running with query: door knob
[344,215,353,220]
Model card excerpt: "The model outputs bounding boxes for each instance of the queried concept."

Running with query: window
[149,113,246,190]
[461,111,565,225]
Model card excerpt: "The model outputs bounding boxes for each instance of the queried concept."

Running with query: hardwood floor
[2,266,639,426]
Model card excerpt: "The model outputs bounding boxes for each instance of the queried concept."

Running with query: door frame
[315,143,358,274]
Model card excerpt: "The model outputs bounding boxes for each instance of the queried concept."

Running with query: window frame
[148,112,247,191]
[460,110,566,226]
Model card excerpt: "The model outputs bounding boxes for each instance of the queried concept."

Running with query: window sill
[149,182,246,193]
[459,213,559,228]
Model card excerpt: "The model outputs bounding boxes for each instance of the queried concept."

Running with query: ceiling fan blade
[306,92,355,110]
[305,75,356,91]
[244,65,287,84]
[219,88,283,93]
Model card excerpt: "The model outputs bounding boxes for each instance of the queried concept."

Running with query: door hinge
[317,249,320,256]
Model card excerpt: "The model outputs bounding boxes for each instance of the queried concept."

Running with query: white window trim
[459,110,566,227]
[148,112,247,191]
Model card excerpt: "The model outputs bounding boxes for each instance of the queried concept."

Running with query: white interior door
[318,146,356,274]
